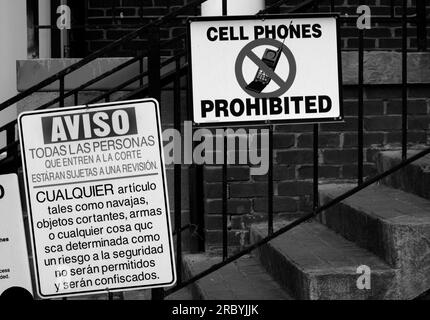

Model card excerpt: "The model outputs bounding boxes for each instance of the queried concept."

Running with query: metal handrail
[0,0,208,112]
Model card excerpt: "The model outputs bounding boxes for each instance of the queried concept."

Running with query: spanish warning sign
[0,174,33,297]
[188,14,342,125]
[18,99,176,298]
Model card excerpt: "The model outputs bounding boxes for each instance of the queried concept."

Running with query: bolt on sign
[18,99,176,299]
[0,174,33,297]
[188,14,343,126]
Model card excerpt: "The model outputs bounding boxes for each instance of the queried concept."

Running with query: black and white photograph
[0,0,429,313]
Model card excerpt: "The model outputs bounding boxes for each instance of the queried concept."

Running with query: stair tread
[183,253,293,300]
[320,183,430,224]
[252,220,392,274]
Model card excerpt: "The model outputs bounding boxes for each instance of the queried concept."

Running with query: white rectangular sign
[0,174,33,297]
[188,14,343,125]
[18,99,176,298]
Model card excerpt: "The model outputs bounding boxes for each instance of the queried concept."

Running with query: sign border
[187,13,344,128]
[0,173,34,297]
[18,98,176,299]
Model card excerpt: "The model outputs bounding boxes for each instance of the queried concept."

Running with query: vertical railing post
[189,164,205,253]
[139,56,144,87]
[174,58,182,284]
[222,131,228,260]
[268,126,274,235]
[148,26,161,101]
[188,62,205,253]
[313,124,319,210]
[148,25,164,301]
[74,91,79,105]
[416,0,427,51]
[111,0,116,25]
[401,0,408,160]
[59,75,65,108]
[222,0,228,261]
[358,28,364,185]
[6,124,17,162]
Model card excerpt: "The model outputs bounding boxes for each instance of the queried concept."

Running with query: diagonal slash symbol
[235,38,297,99]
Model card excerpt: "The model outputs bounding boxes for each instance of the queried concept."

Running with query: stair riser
[376,153,430,200]
[182,261,204,300]
[250,228,397,300]
[250,233,310,299]
[317,199,394,266]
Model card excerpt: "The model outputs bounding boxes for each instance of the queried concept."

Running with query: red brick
[298,133,340,148]
[364,28,392,38]
[386,131,428,145]
[342,164,377,179]
[205,199,251,215]
[278,181,313,196]
[204,183,222,198]
[273,133,295,149]
[347,38,376,48]
[379,38,402,49]
[342,86,358,99]
[252,165,296,181]
[343,100,385,116]
[322,149,358,164]
[365,116,402,131]
[298,195,313,212]
[408,86,430,98]
[253,196,298,213]
[320,117,358,132]
[365,87,402,99]
[296,134,313,148]
[205,215,222,231]
[408,116,430,130]
[230,182,268,198]
[204,166,250,182]
[343,132,385,147]
[275,124,313,133]
[276,150,314,164]
[386,100,428,115]
[298,165,340,179]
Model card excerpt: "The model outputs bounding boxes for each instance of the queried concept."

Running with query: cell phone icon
[246,47,282,94]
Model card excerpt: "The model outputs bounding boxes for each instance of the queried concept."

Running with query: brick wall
[86,0,193,56]
[82,0,430,252]
[273,0,430,51]
[84,0,429,56]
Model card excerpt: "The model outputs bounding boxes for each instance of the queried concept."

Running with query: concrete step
[250,220,397,300]
[319,183,430,298]
[182,253,292,300]
[376,150,430,200]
